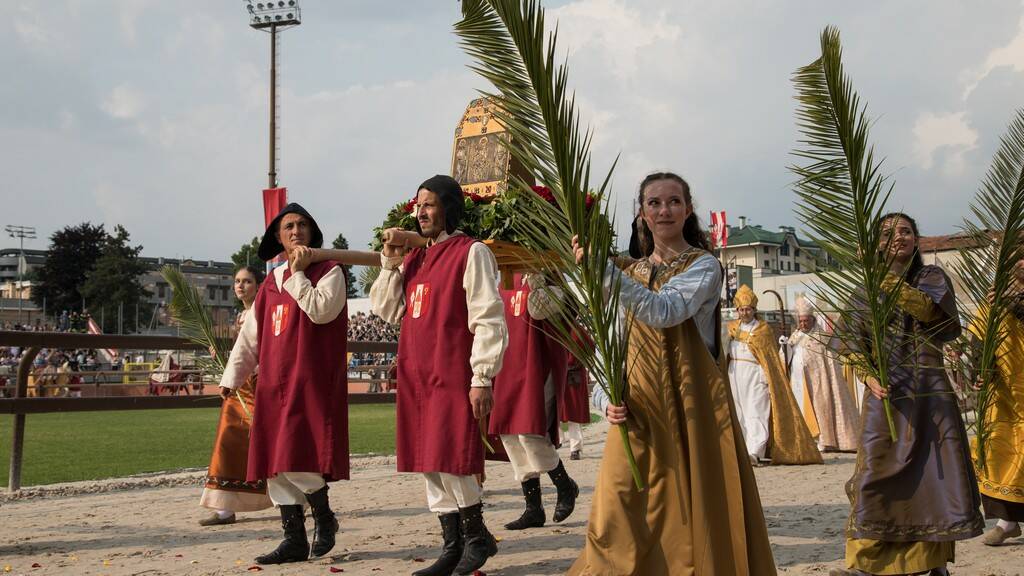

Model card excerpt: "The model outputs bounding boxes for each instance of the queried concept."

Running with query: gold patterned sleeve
[882,273,944,323]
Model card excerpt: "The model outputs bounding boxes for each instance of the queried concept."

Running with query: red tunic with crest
[488,277,567,443]
[560,352,591,424]
[396,235,483,476]
[247,260,349,482]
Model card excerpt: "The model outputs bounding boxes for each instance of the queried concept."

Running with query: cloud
[4,0,1024,263]
[549,0,681,80]
[101,83,146,120]
[961,8,1024,99]
[911,111,979,175]
[118,0,152,44]
[12,3,49,46]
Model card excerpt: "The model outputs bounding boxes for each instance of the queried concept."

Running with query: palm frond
[161,265,228,377]
[359,266,380,297]
[954,109,1024,469]
[790,26,906,441]
[456,0,642,488]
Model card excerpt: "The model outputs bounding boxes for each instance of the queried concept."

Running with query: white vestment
[728,320,771,459]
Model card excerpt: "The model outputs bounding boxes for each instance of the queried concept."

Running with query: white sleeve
[591,383,609,413]
[610,254,722,328]
[464,243,509,388]
[220,308,258,390]
[283,266,347,325]
[370,253,406,325]
[524,273,564,321]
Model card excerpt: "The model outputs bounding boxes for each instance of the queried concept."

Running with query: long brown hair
[879,211,924,281]
[634,172,710,257]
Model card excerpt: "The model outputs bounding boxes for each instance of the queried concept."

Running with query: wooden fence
[0,331,398,492]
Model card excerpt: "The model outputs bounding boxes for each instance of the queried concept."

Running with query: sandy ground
[2,420,1022,576]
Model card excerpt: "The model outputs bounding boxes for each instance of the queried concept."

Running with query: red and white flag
[710,211,728,249]
[87,317,119,364]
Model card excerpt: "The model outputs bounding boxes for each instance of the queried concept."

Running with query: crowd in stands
[0,347,98,398]
[346,312,398,392]
[347,312,399,343]
[0,310,94,333]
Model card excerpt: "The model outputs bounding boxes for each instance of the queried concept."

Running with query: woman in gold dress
[975,254,1024,546]
[568,172,776,576]
[198,265,273,525]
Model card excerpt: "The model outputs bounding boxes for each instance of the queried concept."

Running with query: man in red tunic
[560,353,591,460]
[220,203,349,565]
[371,175,508,576]
[489,274,578,530]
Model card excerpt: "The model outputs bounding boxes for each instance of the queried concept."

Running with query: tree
[331,233,360,299]
[231,236,261,271]
[80,225,152,333]
[32,223,108,315]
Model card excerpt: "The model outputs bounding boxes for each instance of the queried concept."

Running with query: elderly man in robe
[726,285,821,465]
[783,297,860,453]
[220,203,349,565]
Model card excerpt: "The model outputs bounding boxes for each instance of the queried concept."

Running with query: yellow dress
[727,321,823,465]
[972,309,1024,509]
[568,250,777,576]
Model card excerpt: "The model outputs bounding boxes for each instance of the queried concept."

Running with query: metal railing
[0,331,398,492]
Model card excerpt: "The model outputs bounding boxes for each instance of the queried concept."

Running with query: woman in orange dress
[198,266,273,525]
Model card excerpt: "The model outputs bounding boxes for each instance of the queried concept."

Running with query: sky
[3,0,1024,263]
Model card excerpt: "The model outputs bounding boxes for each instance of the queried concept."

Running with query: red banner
[710,210,728,249]
[263,187,288,267]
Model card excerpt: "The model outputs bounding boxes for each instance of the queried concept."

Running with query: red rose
[402,199,416,214]
[585,194,596,210]
[469,193,486,203]
[531,185,557,204]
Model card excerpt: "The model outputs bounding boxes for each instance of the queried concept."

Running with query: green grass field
[0,406,601,487]
[0,404,399,487]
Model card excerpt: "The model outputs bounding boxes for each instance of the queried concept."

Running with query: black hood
[257,202,324,261]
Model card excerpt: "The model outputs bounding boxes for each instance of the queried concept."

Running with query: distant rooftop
[0,247,235,273]
[726,220,820,249]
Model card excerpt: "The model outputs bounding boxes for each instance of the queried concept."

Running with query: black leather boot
[305,485,339,558]
[255,505,309,564]
[412,512,462,576]
[503,477,545,530]
[453,503,497,575]
[547,460,578,523]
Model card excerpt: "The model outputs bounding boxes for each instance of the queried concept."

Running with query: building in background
[733,230,983,321]
[0,248,237,332]
[139,257,237,334]
[719,216,837,278]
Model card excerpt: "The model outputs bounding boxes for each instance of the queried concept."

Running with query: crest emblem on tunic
[511,290,526,317]
[411,283,430,319]
[272,304,289,336]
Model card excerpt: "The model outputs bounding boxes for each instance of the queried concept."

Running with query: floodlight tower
[243,1,301,189]
[5,225,36,324]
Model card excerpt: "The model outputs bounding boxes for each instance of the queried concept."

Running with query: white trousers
[266,472,327,506]
[564,422,583,452]
[424,472,482,514]
[500,434,560,482]
[500,373,561,482]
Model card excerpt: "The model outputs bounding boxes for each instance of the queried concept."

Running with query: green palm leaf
[456,0,642,488]
[160,265,228,378]
[790,26,907,441]
[954,110,1024,470]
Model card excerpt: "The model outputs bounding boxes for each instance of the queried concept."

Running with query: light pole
[243,1,302,189]
[5,225,36,325]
